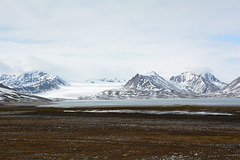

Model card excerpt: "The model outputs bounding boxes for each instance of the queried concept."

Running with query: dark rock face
[0,83,12,90]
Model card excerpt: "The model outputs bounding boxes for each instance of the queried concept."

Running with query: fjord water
[39,98,240,108]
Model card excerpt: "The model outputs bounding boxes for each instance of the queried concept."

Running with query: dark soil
[0,105,239,160]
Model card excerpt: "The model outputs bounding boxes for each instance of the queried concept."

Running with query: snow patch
[64,109,233,116]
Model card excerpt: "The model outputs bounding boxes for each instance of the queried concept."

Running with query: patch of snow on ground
[36,82,124,99]
[64,109,233,116]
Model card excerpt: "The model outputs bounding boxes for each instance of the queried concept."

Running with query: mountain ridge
[80,71,236,100]
[0,83,51,102]
[0,71,67,94]
[214,76,240,98]
[170,71,226,94]
[200,72,227,89]
[89,72,190,100]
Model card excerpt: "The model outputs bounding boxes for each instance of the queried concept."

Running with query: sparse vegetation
[0,105,239,159]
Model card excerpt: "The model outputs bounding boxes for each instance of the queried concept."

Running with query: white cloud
[0,59,13,74]
[0,0,240,82]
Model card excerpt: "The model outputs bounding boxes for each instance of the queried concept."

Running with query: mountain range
[94,72,190,99]
[0,70,239,100]
[0,71,67,94]
[85,71,240,100]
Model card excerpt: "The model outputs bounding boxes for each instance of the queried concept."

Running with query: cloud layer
[0,0,240,82]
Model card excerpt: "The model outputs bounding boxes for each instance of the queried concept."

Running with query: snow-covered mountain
[124,71,180,91]
[0,71,67,94]
[200,72,227,89]
[75,71,239,100]
[216,76,240,97]
[85,78,125,84]
[0,83,50,102]
[92,71,189,100]
[170,71,224,94]
[223,77,240,91]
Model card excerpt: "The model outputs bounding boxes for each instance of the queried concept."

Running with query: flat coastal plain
[0,105,240,160]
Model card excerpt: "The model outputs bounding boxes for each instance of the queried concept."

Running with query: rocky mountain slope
[200,72,227,89]
[124,71,180,91]
[81,71,232,100]
[170,72,225,94]
[214,76,240,97]
[93,72,189,99]
[0,83,50,102]
[0,71,67,94]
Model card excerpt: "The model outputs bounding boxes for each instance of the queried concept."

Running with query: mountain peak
[146,71,159,77]
[95,72,186,100]
[24,70,47,75]
[200,72,227,89]
[124,72,180,92]
[170,71,201,84]
[184,71,200,75]
[170,71,222,93]
[201,72,218,82]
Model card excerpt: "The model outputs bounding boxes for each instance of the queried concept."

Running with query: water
[39,98,240,108]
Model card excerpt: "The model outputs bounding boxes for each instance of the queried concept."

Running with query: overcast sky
[0,0,240,82]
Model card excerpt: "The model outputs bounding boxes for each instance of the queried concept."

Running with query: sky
[0,0,240,82]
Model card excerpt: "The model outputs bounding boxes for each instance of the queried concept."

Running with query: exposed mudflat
[0,105,239,160]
